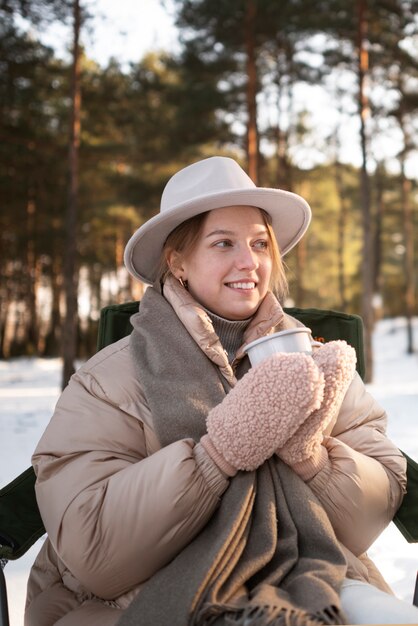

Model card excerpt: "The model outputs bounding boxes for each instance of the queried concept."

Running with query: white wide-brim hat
[124,156,312,284]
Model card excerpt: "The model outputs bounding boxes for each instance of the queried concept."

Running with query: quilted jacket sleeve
[307,372,407,556]
[32,341,229,601]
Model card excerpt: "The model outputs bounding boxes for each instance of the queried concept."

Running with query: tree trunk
[43,256,62,356]
[275,74,293,192]
[357,0,374,382]
[400,161,415,354]
[335,167,347,311]
[333,127,348,311]
[0,292,10,359]
[244,0,259,183]
[373,165,384,297]
[293,179,311,307]
[26,196,39,353]
[62,0,81,389]
[295,235,307,307]
[395,73,415,353]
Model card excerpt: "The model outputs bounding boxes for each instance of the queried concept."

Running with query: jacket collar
[161,275,288,384]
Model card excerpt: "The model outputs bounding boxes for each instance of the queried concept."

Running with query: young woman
[25,157,417,625]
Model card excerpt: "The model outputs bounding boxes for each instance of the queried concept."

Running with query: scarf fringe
[199,603,345,626]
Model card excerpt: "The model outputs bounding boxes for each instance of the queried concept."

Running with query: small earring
[178,277,188,289]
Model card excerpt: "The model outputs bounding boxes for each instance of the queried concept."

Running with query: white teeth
[228,282,255,289]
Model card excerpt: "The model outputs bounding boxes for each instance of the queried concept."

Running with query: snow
[1,318,418,625]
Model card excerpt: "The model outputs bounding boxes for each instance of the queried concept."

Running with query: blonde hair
[157,208,288,299]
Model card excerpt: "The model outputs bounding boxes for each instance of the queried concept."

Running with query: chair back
[97,302,366,379]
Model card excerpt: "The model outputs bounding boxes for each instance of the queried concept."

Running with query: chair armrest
[393,452,418,543]
[0,467,45,560]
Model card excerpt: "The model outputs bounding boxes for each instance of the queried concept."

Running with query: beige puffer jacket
[25,281,407,626]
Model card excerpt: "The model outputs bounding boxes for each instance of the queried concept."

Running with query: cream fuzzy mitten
[200,352,325,476]
[276,340,357,480]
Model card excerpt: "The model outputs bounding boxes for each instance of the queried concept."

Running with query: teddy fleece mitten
[276,340,357,480]
[200,351,325,476]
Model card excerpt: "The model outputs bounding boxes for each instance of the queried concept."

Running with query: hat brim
[124,187,311,284]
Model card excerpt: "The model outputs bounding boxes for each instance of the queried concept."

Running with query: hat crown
[161,156,255,213]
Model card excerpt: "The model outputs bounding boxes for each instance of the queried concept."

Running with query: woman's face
[173,205,273,320]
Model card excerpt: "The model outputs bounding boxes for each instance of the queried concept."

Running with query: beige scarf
[119,285,347,626]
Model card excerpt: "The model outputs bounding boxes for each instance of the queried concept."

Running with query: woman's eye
[214,240,232,248]
[253,240,268,250]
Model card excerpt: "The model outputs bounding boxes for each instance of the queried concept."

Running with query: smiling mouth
[226,281,256,290]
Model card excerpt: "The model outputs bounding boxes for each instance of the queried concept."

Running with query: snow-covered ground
[1,317,418,625]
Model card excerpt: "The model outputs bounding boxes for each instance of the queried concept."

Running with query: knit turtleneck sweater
[205,309,252,363]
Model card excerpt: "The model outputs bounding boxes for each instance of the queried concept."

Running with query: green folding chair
[1,304,417,626]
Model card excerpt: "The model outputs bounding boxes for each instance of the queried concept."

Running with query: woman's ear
[166,249,185,280]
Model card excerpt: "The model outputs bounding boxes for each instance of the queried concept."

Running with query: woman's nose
[235,245,257,270]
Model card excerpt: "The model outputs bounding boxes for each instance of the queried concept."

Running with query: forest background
[1,0,418,386]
